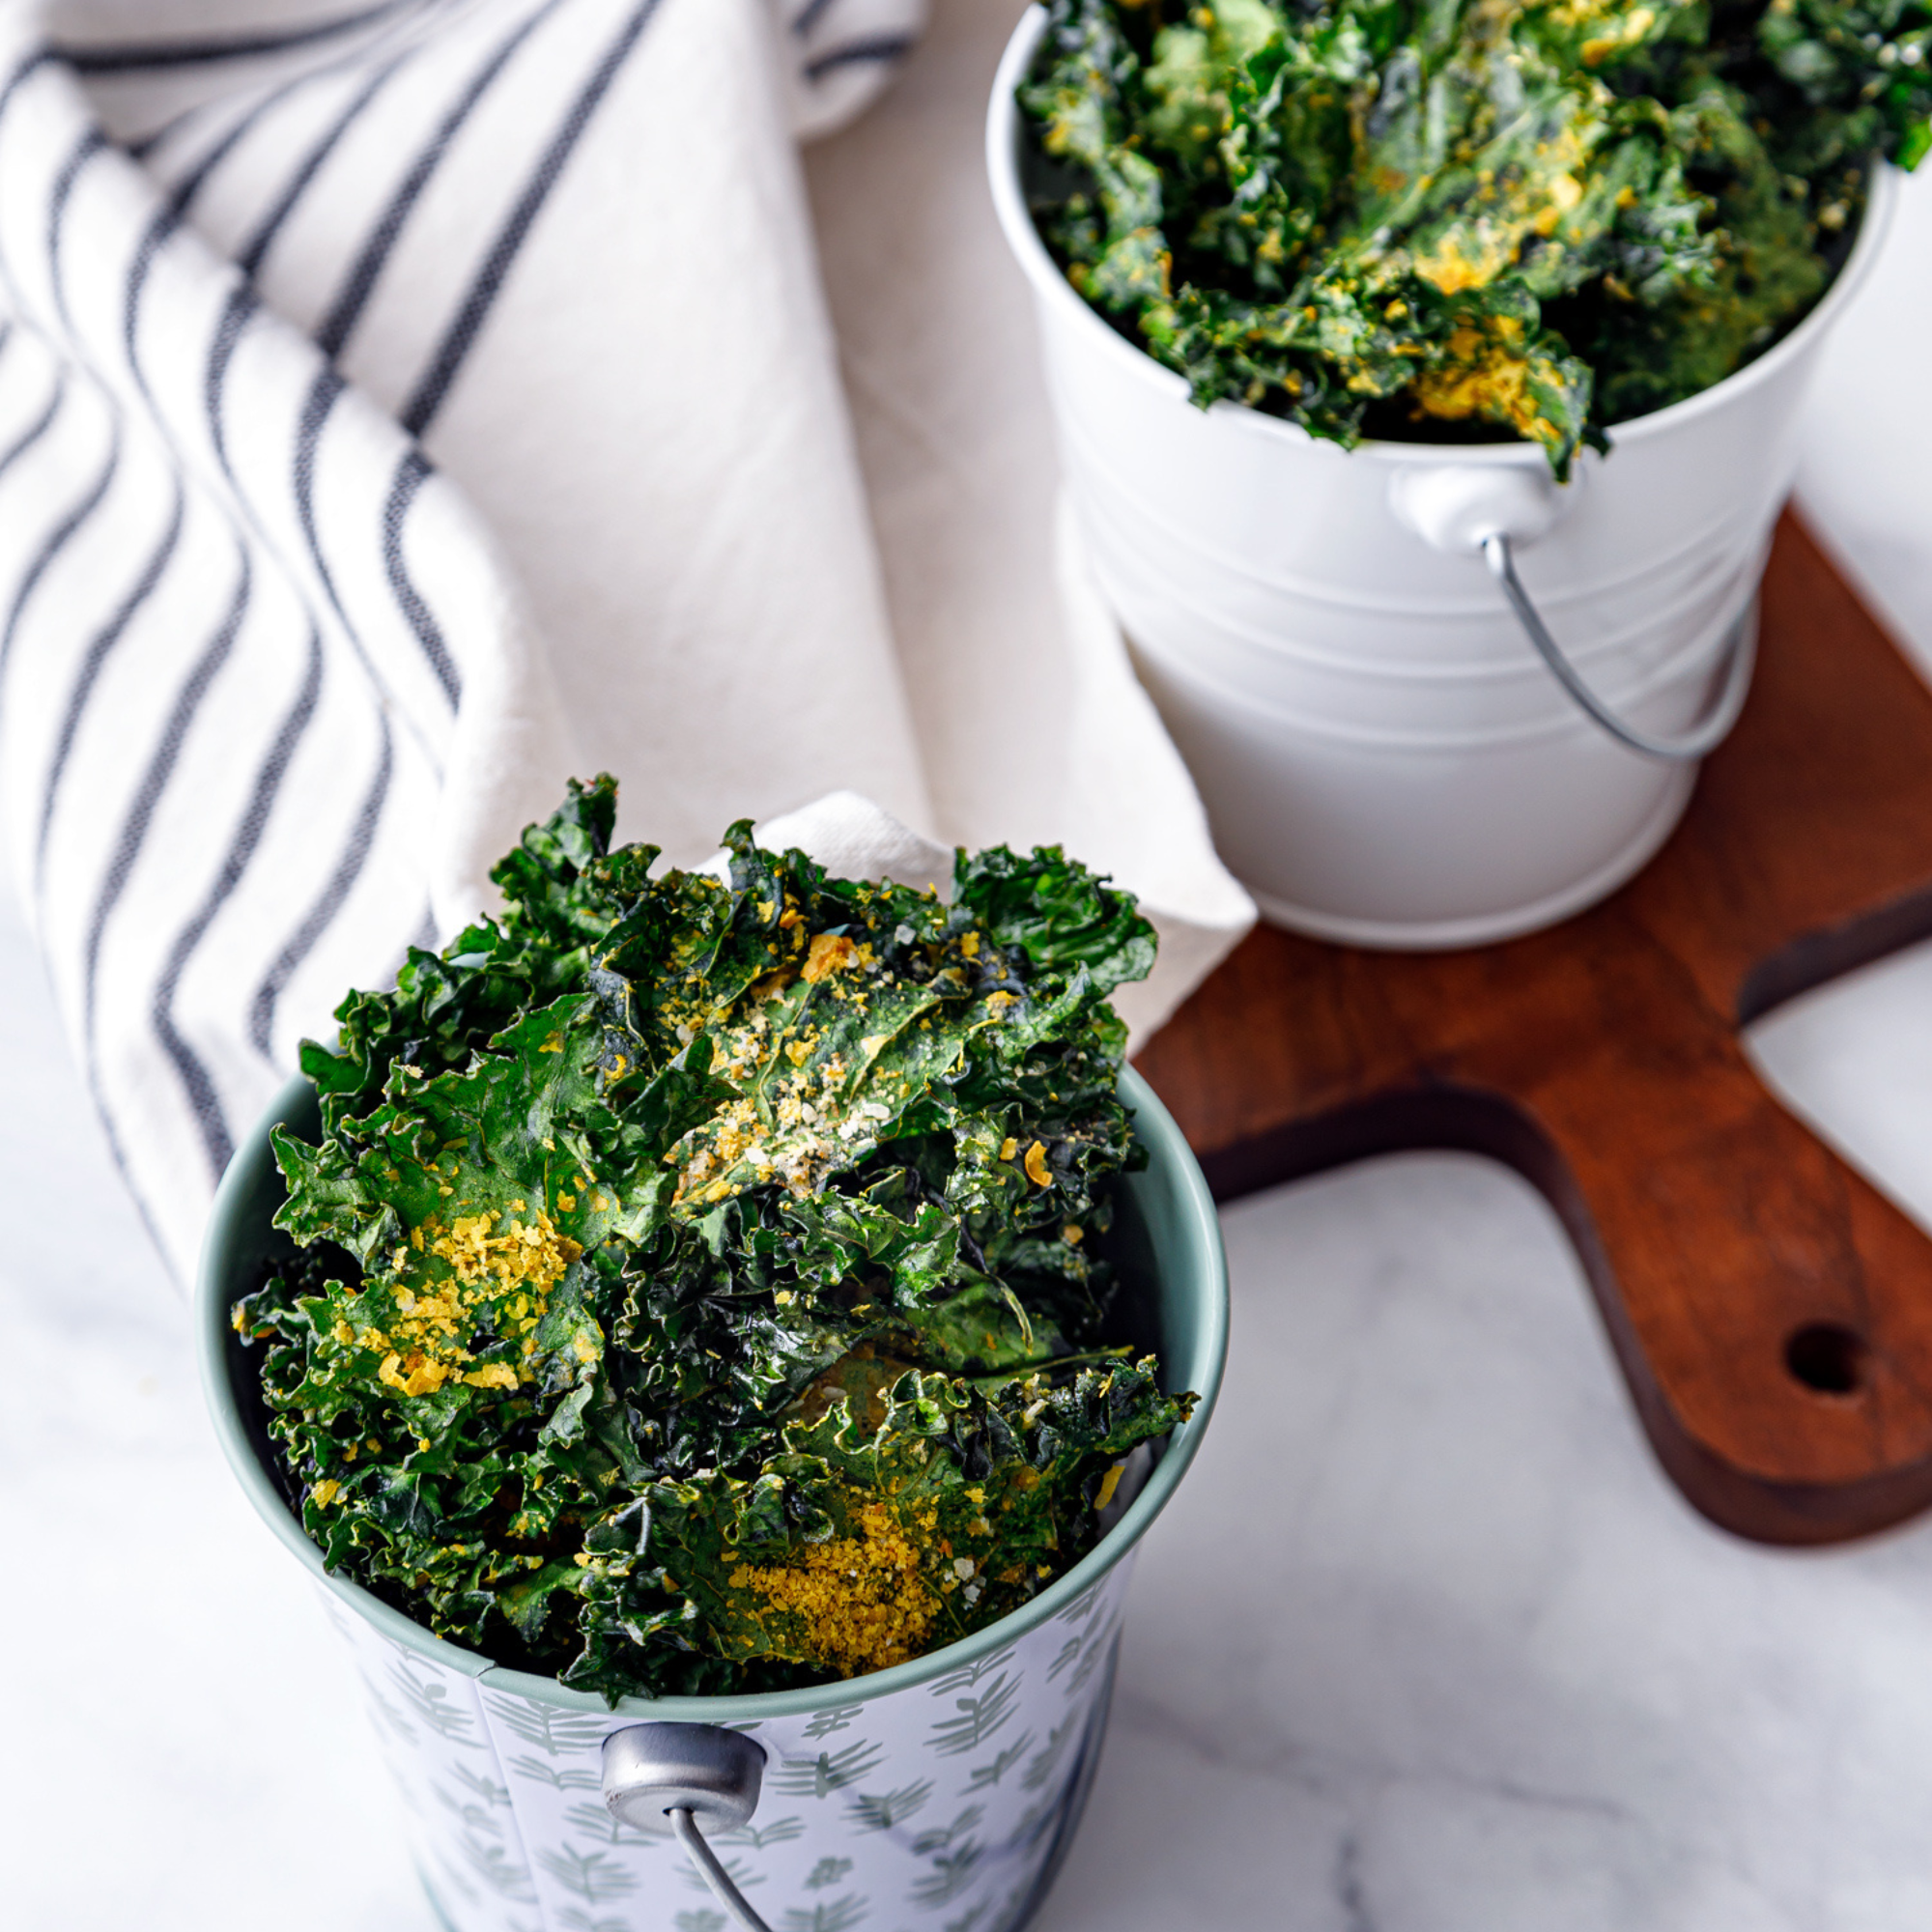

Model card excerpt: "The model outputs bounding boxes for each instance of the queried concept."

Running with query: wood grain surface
[1134,513,1932,1545]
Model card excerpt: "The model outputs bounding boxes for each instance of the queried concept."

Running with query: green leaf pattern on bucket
[311,1556,1134,1932]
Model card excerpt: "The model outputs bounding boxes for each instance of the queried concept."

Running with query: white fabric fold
[0,0,1250,1288]
[801,0,1255,1037]
[0,13,583,1277]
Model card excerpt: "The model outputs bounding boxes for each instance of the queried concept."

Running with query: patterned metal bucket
[198,1067,1228,1932]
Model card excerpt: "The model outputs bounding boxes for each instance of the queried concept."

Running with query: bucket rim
[988,4,1899,469]
[1064,410,1776,638]
[196,1062,1229,1719]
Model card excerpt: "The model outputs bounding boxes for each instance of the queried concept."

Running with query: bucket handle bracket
[604,1723,774,1932]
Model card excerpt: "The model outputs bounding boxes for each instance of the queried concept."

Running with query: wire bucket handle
[1389,464,1757,765]
[1482,531,1756,762]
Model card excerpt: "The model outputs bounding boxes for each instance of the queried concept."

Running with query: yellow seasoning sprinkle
[1023,1141,1052,1188]
[728,1500,941,1677]
[802,932,859,982]
[999,1137,1018,1163]
[1094,1463,1127,1512]
[311,1480,341,1507]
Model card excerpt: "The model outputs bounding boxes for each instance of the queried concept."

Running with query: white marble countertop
[10,14,1932,1929]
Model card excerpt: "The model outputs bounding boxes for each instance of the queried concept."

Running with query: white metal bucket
[199,1069,1228,1932]
[989,7,1898,947]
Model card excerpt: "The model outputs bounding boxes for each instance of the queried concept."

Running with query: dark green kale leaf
[1020,0,1930,475]
[563,1360,1189,1698]
[236,780,1190,1699]
[302,773,656,1136]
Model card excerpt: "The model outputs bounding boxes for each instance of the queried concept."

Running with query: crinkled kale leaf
[1021,0,1932,477]
[235,777,1190,1699]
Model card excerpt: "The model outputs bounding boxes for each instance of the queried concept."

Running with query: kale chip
[235,777,1191,1700]
[1021,0,1930,477]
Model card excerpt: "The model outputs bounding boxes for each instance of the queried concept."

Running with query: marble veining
[1037,1159,1932,1932]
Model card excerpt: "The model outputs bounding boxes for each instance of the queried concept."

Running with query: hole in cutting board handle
[1784,1321,1869,1397]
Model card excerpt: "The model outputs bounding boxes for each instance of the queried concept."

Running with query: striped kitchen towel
[0,0,931,1282]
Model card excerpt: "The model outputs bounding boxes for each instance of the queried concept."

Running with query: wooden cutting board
[1134,513,1932,1546]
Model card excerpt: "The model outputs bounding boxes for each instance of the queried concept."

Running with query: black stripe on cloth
[400,0,662,438]
[293,363,356,630]
[804,33,916,80]
[203,282,263,478]
[791,0,843,36]
[57,2,424,74]
[408,899,438,953]
[34,482,188,879]
[80,547,251,1051]
[0,363,68,483]
[46,128,108,331]
[381,448,460,705]
[291,368,446,777]
[146,58,360,201]
[153,619,326,1179]
[122,0,458,165]
[246,713,394,1054]
[77,1071,173,1273]
[152,0,450,215]
[0,48,52,123]
[120,208,185,404]
[137,185,422,777]
[163,74,312,217]
[314,0,565,361]
[133,235,355,742]
[0,414,124,685]
[236,48,419,278]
